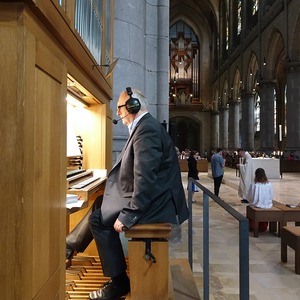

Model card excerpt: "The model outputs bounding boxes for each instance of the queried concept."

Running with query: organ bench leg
[125,223,171,300]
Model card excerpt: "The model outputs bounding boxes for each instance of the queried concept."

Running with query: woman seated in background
[247,168,274,232]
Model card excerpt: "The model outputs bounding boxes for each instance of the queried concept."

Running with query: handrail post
[188,177,193,270]
[203,191,209,300]
[187,178,249,299]
[239,218,249,300]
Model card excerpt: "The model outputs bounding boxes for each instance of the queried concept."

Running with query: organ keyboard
[67,169,107,202]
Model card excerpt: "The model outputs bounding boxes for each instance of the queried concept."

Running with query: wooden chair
[125,223,172,300]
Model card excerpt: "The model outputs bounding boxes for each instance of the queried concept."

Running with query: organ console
[66,169,107,232]
[67,169,107,200]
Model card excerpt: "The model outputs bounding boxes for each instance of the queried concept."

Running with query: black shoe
[89,280,130,300]
[66,245,74,260]
[241,199,249,203]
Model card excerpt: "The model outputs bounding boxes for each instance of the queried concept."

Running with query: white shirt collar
[127,112,148,135]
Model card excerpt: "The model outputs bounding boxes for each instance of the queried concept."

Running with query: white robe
[238,151,253,200]
[247,182,273,208]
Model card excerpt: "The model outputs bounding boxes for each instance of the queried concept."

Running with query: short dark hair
[237,148,244,152]
[216,147,222,153]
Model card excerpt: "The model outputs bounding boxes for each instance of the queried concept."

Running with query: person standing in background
[237,148,254,203]
[187,150,199,203]
[210,148,225,197]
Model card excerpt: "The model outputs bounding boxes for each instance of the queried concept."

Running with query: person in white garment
[247,168,273,232]
[236,148,253,203]
[247,168,273,208]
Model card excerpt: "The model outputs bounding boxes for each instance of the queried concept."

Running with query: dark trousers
[213,175,223,197]
[66,195,103,252]
[89,208,127,278]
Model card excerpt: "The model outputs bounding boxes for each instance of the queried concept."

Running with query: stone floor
[169,167,300,300]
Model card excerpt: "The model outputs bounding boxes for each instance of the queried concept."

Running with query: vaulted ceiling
[170,0,219,34]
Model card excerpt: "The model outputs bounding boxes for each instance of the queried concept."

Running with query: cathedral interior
[1,1,300,299]
[166,0,300,158]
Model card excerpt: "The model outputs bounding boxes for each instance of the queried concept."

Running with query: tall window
[274,89,277,134]
[254,95,260,132]
[252,0,259,15]
[237,0,242,35]
[284,85,287,136]
[225,11,229,50]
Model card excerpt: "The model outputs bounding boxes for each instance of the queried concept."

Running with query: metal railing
[187,177,249,300]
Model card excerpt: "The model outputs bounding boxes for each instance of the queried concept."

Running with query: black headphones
[124,87,141,114]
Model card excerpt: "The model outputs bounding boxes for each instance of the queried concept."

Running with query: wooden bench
[246,205,283,238]
[281,226,300,274]
[125,223,172,300]
[273,201,300,228]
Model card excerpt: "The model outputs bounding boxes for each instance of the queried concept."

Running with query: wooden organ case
[0,2,113,300]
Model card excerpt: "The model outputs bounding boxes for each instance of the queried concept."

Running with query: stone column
[286,62,300,154]
[228,99,240,150]
[211,110,220,150]
[155,0,169,124]
[259,79,276,153]
[219,108,224,147]
[220,105,229,150]
[240,91,255,150]
[112,1,169,163]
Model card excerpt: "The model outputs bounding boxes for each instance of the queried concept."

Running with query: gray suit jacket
[101,113,189,228]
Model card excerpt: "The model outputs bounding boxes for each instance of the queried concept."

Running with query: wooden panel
[32,67,66,296]
[0,2,113,299]
[128,241,169,300]
[179,159,208,172]
[125,223,172,239]
[36,40,63,83]
[0,7,24,300]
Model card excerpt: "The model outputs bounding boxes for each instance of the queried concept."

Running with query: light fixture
[263,57,267,66]
[250,68,253,76]
[66,93,88,108]
[279,124,282,141]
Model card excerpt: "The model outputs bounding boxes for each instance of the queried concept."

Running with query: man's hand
[114,218,126,233]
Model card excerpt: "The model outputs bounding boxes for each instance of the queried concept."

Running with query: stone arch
[221,80,228,107]
[213,87,219,111]
[265,28,286,144]
[169,114,202,154]
[265,28,285,79]
[170,5,216,109]
[246,51,259,92]
[288,9,300,60]
[232,67,242,100]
